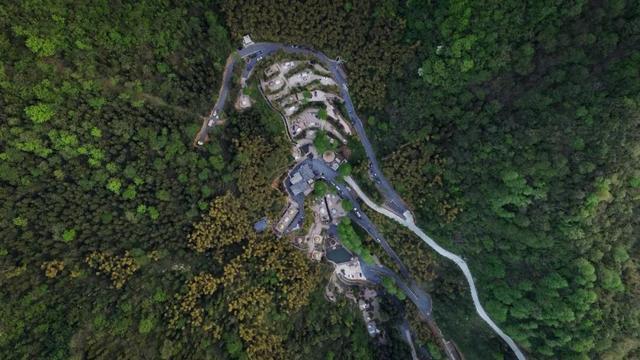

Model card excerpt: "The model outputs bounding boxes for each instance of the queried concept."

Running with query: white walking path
[345,176,526,360]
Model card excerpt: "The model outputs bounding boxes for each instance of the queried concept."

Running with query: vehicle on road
[208,119,214,127]
[197,140,204,146]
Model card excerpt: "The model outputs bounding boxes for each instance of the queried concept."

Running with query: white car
[197,140,204,146]
[208,119,214,127]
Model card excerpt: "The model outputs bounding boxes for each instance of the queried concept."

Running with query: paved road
[200,41,525,360]
[285,158,432,316]
[360,262,432,319]
[289,157,413,279]
[398,319,420,360]
[196,42,411,219]
[346,176,526,360]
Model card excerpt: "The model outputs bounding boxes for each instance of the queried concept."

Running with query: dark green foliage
[0,1,233,358]
[221,0,410,110]
[338,163,353,177]
[313,181,329,198]
[1,0,639,359]
[338,218,374,264]
[313,130,337,154]
[376,1,640,358]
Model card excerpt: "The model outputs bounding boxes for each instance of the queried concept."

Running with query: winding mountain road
[199,41,526,360]
[345,177,526,360]
[196,43,410,218]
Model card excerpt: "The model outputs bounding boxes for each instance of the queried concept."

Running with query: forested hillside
[1,0,639,359]
[377,1,640,358]
[0,1,235,357]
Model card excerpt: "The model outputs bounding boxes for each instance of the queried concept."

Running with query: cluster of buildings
[248,53,387,341]
[260,59,351,143]
[288,163,315,197]
[260,56,354,238]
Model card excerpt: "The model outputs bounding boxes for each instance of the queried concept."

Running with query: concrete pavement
[198,41,525,360]
[345,175,526,360]
[360,262,432,319]
[197,42,413,222]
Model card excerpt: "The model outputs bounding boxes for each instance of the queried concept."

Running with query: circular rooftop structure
[323,150,336,163]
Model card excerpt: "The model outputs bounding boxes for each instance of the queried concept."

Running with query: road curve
[199,41,525,359]
[345,176,526,360]
[196,42,411,218]
[360,262,432,319]
[306,158,413,279]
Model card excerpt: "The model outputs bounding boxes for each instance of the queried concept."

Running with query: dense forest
[1,0,639,359]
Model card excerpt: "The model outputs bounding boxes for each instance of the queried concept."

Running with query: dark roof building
[299,163,315,180]
[290,181,310,196]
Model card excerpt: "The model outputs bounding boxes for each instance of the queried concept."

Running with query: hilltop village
[241,51,387,338]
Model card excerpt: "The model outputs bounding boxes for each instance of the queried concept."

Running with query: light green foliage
[337,218,373,264]
[13,216,27,227]
[24,36,58,57]
[314,181,329,197]
[600,268,624,292]
[338,163,352,177]
[122,185,137,200]
[88,97,107,110]
[612,246,629,263]
[381,276,406,300]
[313,131,336,154]
[90,127,103,138]
[317,107,327,120]
[106,178,122,194]
[62,228,76,243]
[148,206,160,221]
[106,162,119,173]
[138,316,155,334]
[340,199,353,212]
[153,288,167,303]
[24,103,55,123]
